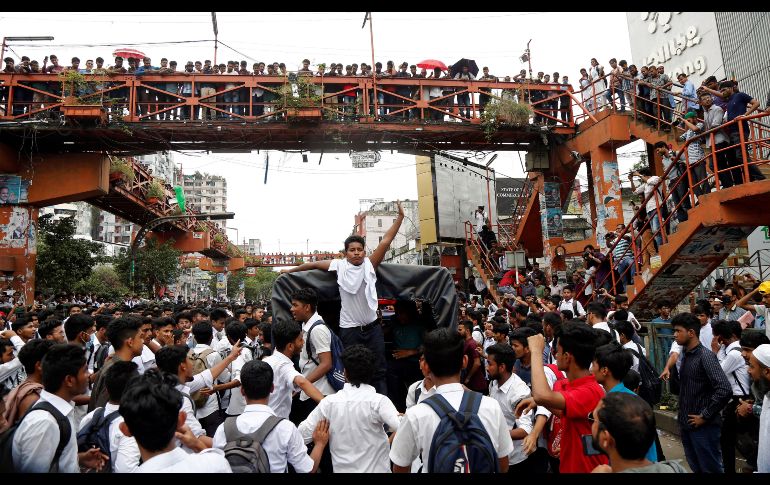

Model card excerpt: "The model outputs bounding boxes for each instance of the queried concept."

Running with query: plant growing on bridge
[109,157,135,183]
[212,233,225,246]
[145,179,165,200]
[480,97,533,141]
[58,70,101,105]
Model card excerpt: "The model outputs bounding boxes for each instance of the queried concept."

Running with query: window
[377,219,382,227]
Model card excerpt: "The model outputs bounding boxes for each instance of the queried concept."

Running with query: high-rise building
[182,172,228,230]
[238,238,262,256]
[136,151,178,185]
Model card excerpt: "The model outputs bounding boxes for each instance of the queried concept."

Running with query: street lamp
[0,36,54,62]
[227,227,239,251]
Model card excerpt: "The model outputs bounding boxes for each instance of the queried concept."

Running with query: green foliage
[112,238,182,298]
[73,265,128,300]
[109,157,136,182]
[480,96,533,141]
[145,179,165,199]
[35,214,105,294]
[275,75,322,109]
[244,268,279,301]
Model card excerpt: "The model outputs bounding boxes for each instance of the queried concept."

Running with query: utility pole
[362,12,378,118]
[211,12,219,66]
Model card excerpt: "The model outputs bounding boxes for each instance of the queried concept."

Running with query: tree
[113,238,182,298]
[36,214,105,295]
[74,265,128,300]
[244,268,279,302]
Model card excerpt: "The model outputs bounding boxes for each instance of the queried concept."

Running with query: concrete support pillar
[0,206,38,304]
[589,147,624,249]
[536,174,566,272]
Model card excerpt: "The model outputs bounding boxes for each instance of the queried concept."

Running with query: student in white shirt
[213,359,329,473]
[190,321,231,437]
[290,288,337,423]
[209,309,228,347]
[586,302,620,342]
[119,369,233,473]
[12,344,108,473]
[154,341,243,448]
[390,328,514,473]
[152,317,176,349]
[78,360,141,473]
[559,285,586,319]
[222,321,253,417]
[282,201,405,394]
[406,353,436,409]
[299,345,401,473]
[615,320,645,373]
[263,320,325,419]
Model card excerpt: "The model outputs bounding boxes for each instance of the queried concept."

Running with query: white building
[239,238,262,256]
[136,151,178,185]
[39,201,96,239]
[354,199,420,263]
[182,172,228,230]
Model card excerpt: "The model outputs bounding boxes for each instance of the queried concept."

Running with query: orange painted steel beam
[21,153,109,206]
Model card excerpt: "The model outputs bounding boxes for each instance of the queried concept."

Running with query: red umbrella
[112,48,146,60]
[417,59,447,71]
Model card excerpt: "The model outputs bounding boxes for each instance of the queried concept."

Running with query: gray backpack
[222,415,283,473]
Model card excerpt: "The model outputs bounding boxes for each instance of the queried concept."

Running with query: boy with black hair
[257,322,273,357]
[1,339,54,431]
[263,320,324,419]
[614,320,645,373]
[38,319,66,343]
[542,311,562,364]
[671,313,731,473]
[390,327,513,473]
[152,317,175,348]
[210,309,228,346]
[514,323,608,472]
[223,321,253,417]
[509,327,538,386]
[298,345,400,472]
[591,342,657,462]
[213,359,329,473]
[91,315,112,375]
[12,344,108,472]
[155,343,243,447]
[78,360,141,472]
[190,321,230,437]
[89,318,145,412]
[119,369,232,472]
[290,287,336,424]
[486,343,535,473]
[559,284,586,319]
[10,317,36,343]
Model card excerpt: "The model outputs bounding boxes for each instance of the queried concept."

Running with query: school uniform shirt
[405,379,436,409]
[489,374,534,465]
[213,403,313,473]
[720,341,751,396]
[329,258,378,327]
[389,383,514,471]
[592,322,620,342]
[264,351,302,419]
[298,382,400,473]
[176,368,215,440]
[135,446,232,473]
[78,402,140,473]
[557,375,608,473]
[224,348,252,416]
[623,341,646,373]
[558,298,585,317]
[108,344,155,374]
[299,313,336,400]
[192,344,230,420]
[12,390,79,473]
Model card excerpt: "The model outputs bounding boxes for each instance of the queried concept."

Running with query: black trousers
[721,395,749,473]
[199,409,225,438]
[340,323,387,395]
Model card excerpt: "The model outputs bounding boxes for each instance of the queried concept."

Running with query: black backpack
[305,320,346,391]
[423,391,499,473]
[222,415,283,473]
[0,400,72,472]
[626,343,663,405]
[77,407,121,471]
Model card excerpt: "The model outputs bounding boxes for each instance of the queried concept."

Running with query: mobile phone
[581,434,603,456]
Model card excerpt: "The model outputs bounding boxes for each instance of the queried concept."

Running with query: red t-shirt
[463,338,487,392]
[558,374,608,473]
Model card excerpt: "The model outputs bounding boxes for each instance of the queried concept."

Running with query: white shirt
[623,341,646,373]
[329,258,378,328]
[225,349,253,416]
[473,210,487,233]
[298,383,400,473]
[264,351,302,418]
[592,321,620,342]
[177,376,211,439]
[299,313,336,400]
[192,344,229,419]
[720,341,751,396]
[489,374,534,465]
[213,404,314,473]
[12,390,79,473]
[389,383,514,470]
[559,298,585,317]
[406,379,436,409]
[759,394,770,473]
[108,344,155,375]
[78,402,140,473]
[135,446,232,473]
[635,176,662,213]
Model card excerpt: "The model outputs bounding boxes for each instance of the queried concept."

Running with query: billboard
[0,174,31,205]
[495,178,527,219]
[431,153,498,241]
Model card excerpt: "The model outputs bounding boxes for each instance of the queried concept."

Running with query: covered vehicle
[271,263,458,332]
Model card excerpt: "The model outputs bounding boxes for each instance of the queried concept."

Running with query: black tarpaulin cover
[271,263,458,330]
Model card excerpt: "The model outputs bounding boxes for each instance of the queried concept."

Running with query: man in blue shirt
[135,57,159,119]
[676,73,699,115]
[591,342,658,463]
[720,80,764,182]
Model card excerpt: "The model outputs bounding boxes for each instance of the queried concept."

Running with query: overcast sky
[0,12,642,253]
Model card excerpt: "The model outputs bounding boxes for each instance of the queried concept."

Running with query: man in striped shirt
[673,313,732,473]
[606,228,633,293]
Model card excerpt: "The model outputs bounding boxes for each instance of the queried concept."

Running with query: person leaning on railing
[677,111,711,197]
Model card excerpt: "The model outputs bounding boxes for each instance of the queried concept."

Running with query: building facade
[626,12,770,104]
[354,199,420,263]
[238,238,262,256]
[182,172,228,230]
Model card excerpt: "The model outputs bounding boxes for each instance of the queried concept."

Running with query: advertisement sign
[0,174,31,205]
